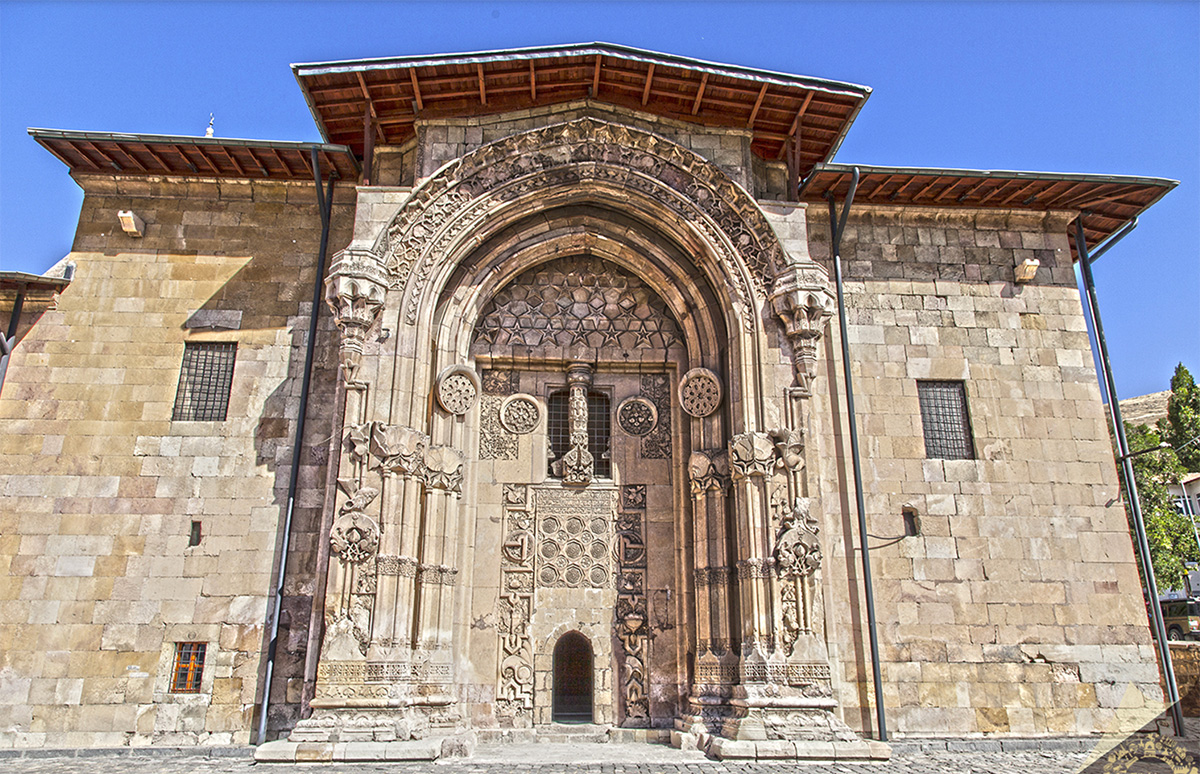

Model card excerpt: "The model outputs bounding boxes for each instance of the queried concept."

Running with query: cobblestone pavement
[0,744,1099,774]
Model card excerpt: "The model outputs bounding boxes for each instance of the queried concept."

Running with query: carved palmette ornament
[687,449,730,495]
[729,432,776,479]
[679,368,722,418]
[435,364,480,415]
[499,394,540,434]
[616,397,658,437]
[423,445,465,493]
[324,248,388,386]
[369,423,428,477]
[770,427,805,472]
[769,264,835,395]
[774,497,821,579]
[331,478,381,564]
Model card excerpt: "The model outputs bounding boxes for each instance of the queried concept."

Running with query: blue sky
[0,1,1195,399]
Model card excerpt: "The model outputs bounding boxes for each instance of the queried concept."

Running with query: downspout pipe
[826,168,887,741]
[0,285,25,397]
[257,149,336,744]
[1075,216,1183,736]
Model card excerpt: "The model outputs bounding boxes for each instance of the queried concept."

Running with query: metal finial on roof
[205,114,214,138]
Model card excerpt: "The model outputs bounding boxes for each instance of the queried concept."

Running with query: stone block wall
[804,204,1162,737]
[0,175,354,747]
[412,101,756,191]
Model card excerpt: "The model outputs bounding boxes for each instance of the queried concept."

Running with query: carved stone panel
[616,484,649,725]
[639,374,672,459]
[471,257,682,354]
[533,487,616,589]
[496,486,534,722]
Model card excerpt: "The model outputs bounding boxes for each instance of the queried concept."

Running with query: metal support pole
[826,168,887,741]
[257,150,336,745]
[0,286,26,398]
[1075,216,1183,736]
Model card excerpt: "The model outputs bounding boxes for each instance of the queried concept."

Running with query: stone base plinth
[254,733,474,763]
[707,737,891,760]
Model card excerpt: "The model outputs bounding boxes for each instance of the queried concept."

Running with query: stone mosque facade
[0,45,1177,759]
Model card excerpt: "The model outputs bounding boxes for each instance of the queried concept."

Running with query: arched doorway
[552,632,593,723]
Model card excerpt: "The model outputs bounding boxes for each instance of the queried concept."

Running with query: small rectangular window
[172,342,236,421]
[170,642,206,693]
[917,380,975,460]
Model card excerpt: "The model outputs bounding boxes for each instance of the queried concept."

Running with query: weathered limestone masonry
[805,205,1160,736]
[0,44,1177,761]
[0,174,353,746]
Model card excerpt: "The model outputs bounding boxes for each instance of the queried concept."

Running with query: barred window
[172,342,236,421]
[917,381,975,460]
[170,642,206,693]
[547,389,611,478]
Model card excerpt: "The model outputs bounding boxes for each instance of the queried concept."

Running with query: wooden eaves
[28,129,360,182]
[291,42,871,180]
[800,164,1178,259]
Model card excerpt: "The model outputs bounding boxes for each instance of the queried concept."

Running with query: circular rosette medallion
[435,364,480,415]
[616,396,658,436]
[499,394,540,434]
[679,367,722,418]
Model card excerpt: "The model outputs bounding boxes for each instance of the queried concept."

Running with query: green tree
[1161,363,1200,472]
[1124,421,1195,593]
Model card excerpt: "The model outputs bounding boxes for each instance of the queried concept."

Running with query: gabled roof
[292,42,871,176]
[800,163,1178,256]
[29,129,359,182]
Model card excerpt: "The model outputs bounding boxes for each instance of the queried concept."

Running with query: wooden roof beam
[641,63,655,106]
[140,143,174,173]
[190,145,222,175]
[272,148,293,176]
[999,180,1040,206]
[691,73,708,115]
[529,60,537,101]
[977,179,1018,204]
[220,146,247,177]
[109,144,148,172]
[955,178,991,202]
[746,83,768,128]
[43,140,91,171]
[356,72,386,144]
[912,177,941,200]
[409,69,424,112]
[477,63,487,105]
[889,175,923,201]
[246,147,271,177]
[1042,181,1091,209]
[171,145,199,173]
[777,92,814,159]
[591,55,602,97]
[84,141,122,171]
[1058,182,1124,210]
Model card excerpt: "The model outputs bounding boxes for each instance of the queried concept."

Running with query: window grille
[170,642,206,693]
[917,380,974,460]
[588,391,611,478]
[172,342,236,421]
[546,388,611,478]
[547,390,570,474]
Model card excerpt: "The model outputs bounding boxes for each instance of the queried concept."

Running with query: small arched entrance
[552,632,593,723]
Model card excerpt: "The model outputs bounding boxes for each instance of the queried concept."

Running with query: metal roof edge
[0,271,72,289]
[291,41,871,98]
[28,127,355,155]
[805,162,1179,189]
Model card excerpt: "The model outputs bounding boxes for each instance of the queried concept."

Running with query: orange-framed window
[170,642,206,693]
